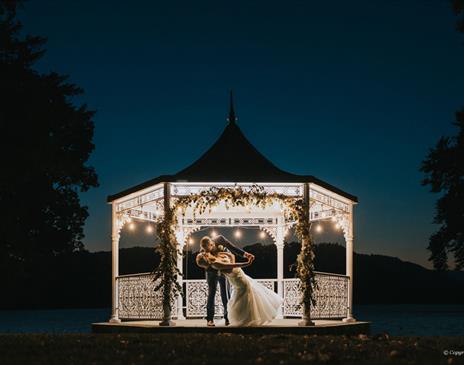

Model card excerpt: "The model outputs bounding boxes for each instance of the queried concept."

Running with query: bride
[200,250,283,326]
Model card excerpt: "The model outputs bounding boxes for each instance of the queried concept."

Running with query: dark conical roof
[173,121,303,182]
[107,106,358,202]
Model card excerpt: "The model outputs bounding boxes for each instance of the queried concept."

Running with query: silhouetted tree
[421,112,464,271]
[420,2,464,271]
[0,1,98,272]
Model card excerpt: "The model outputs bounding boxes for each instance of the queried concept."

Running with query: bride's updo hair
[196,252,216,269]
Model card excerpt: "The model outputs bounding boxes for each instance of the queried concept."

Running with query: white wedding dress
[221,262,283,326]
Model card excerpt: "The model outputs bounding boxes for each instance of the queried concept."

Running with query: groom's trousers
[206,270,230,321]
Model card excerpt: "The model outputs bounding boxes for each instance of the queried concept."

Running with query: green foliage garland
[152,203,182,313]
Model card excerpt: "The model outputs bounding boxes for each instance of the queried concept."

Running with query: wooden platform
[92,319,371,335]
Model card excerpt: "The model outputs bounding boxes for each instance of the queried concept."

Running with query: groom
[196,234,255,327]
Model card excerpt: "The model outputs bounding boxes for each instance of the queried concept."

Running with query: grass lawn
[0,333,463,365]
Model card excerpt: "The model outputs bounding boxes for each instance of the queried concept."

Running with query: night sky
[18,1,464,269]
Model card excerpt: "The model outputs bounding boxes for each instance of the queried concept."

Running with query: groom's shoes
[207,320,215,327]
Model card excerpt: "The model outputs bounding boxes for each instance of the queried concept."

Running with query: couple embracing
[195,235,282,327]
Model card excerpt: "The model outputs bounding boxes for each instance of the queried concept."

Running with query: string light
[128,222,135,231]
[234,229,242,239]
[259,231,266,239]
[331,216,337,222]
[211,230,218,239]
[315,224,323,233]
[188,237,194,245]
[335,223,340,230]
[146,225,154,234]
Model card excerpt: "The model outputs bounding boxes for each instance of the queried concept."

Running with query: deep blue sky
[19,0,464,269]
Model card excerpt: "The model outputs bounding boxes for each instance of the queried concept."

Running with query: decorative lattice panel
[186,280,224,318]
[282,279,302,317]
[283,275,349,319]
[118,274,176,320]
[186,279,277,318]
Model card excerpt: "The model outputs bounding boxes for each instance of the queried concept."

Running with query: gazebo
[106,96,358,326]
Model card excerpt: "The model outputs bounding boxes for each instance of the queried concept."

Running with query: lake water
[0,304,463,336]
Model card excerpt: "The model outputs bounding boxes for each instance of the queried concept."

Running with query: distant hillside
[2,242,463,309]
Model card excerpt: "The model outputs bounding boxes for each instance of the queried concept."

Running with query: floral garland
[152,184,317,320]
[152,200,182,315]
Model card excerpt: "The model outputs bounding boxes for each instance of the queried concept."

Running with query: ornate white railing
[117,273,176,320]
[185,279,276,318]
[283,273,349,318]
[117,272,348,320]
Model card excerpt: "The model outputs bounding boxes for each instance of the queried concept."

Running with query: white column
[343,205,356,323]
[176,226,186,320]
[275,218,285,319]
[109,202,121,323]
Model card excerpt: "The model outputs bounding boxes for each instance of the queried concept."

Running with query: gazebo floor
[92,318,371,335]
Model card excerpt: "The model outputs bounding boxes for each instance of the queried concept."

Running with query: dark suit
[205,235,246,322]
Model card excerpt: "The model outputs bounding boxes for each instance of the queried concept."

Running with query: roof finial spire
[227,90,237,124]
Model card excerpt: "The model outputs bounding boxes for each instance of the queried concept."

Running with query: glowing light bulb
[146,225,154,234]
[335,223,340,230]
[259,231,266,239]
[128,222,135,231]
[211,230,218,239]
[331,216,337,222]
[234,229,242,239]
[316,225,323,233]
[188,238,194,245]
